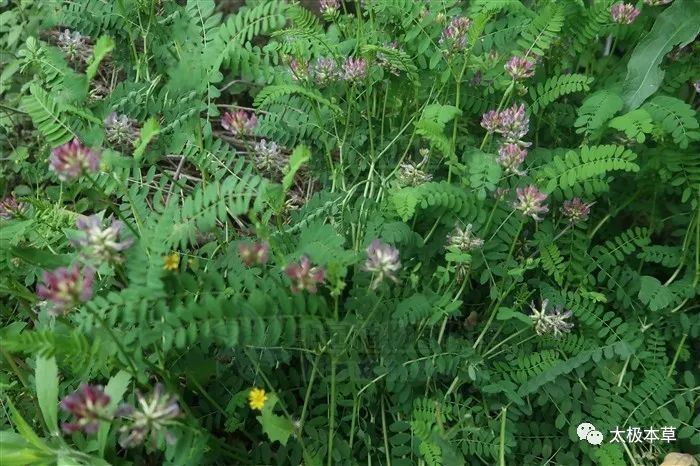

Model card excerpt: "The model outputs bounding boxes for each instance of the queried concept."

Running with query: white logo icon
[577,422,604,445]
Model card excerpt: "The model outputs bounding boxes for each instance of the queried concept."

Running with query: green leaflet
[34,356,58,434]
[85,36,114,81]
[621,0,700,110]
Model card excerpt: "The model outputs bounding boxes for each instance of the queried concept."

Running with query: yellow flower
[163,252,180,271]
[248,387,267,410]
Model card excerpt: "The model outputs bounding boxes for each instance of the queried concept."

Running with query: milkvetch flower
[497,143,528,176]
[505,56,535,80]
[439,16,472,50]
[117,383,180,448]
[342,57,368,82]
[285,256,326,293]
[37,264,95,315]
[221,110,257,136]
[447,224,484,251]
[60,384,111,434]
[239,241,270,267]
[530,300,574,337]
[560,197,592,224]
[49,138,101,181]
[513,185,549,221]
[73,215,133,262]
[363,240,401,289]
[610,3,640,24]
[0,196,27,219]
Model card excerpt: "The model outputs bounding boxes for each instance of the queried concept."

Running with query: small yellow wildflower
[163,252,180,271]
[248,387,267,410]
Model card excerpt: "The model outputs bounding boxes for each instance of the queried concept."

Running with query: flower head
[253,139,286,175]
[163,252,180,271]
[530,299,574,337]
[497,143,527,176]
[447,224,484,251]
[505,56,535,80]
[313,58,340,85]
[49,139,101,181]
[0,196,28,220]
[342,57,368,82]
[104,112,140,147]
[398,162,432,186]
[560,198,592,224]
[117,383,180,448]
[60,384,111,434]
[480,110,502,133]
[513,185,549,221]
[248,388,268,410]
[611,3,640,24]
[289,58,310,81]
[57,29,91,63]
[37,265,94,315]
[285,256,326,293]
[320,0,340,15]
[73,215,133,262]
[239,241,270,267]
[497,104,530,144]
[440,16,472,50]
[221,110,257,137]
[363,240,401,289]
[377,42,401,76]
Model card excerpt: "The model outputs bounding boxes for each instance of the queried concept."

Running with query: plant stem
[499,406,508,466]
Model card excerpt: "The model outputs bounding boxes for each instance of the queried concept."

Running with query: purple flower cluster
[343,57,369,82]
[530,300,574,337]
[482,104,531,175]
[513,185,549,221]
[439,16,473,51]
[221,110,257,137]
[560,197,592,224]
[446,224,484,252]
[0,196,27,219]
[481,104,530,145]
[73,215,133,262]
[320,0,340,15]
[504,56,535,80]
[57,29,91,63]
[610,3,640,24]
[60,384,111,434]
[289,58,311,82]
[239,241,270,267]
[253,139,286,175]
[104,112,140,147]
[37,264,95,315]
[285,256,326,293]
[117,383,180,448]
[497,143,528,176]
[313,58,340,85]
[49,139,101,181]
[363,240,401,289]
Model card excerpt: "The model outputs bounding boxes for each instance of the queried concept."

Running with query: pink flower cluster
[37,264,94,315]
[49,138,101,181]
[504,56,535,80]
[440,16,473,51]
[73,215,133,263]
[363,240,401,289]
[60,384,111,434]
[285,256,326,293]
[343,57,369,82]
[610,3,640,24]
[320,0,340,15]
[239,241,270,267]
[221,110,257,136]
[0,196,27,219]
[513,185,549,221]
[560,197,592,224]
[481,104,531,175]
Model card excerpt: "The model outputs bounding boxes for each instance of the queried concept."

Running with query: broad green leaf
[86,36,115,81]
[255,394,294,446]
[283,145,310,193]
[6,399,52,453]
[97,371,132,456]
[621,0,700,110]
[35,356,58,434]
[133,117,160,160]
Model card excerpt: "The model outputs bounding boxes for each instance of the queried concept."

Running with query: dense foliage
[1,0,699,465]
